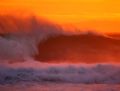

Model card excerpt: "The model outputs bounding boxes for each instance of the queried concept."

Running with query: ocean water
[0,83,120,91]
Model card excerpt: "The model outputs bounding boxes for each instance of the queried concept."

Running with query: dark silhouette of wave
[35,32,120,63]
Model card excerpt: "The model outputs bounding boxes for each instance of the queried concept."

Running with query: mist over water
[0,15,64,62]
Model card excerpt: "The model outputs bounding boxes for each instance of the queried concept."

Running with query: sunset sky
[0,0,120,33]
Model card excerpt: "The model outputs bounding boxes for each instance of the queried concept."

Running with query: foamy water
[0,61,120,84]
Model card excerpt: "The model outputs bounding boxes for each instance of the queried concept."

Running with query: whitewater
[0,61,120,91]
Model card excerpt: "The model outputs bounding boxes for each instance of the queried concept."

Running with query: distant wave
[0,61,120,84]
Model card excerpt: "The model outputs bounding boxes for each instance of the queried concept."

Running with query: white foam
[0,61,120,84]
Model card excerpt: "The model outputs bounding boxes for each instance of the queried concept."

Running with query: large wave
[0,15,120,63]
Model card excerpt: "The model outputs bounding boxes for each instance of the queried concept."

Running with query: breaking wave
[0,15,64,62]
[0,61,120,84]
[0,15,120,63]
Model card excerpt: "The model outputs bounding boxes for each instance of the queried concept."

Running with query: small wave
[0,62,120,84]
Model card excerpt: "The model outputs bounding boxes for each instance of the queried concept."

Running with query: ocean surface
[0,83,120,91]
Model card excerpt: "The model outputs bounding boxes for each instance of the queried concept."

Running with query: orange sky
[0,0,120,33]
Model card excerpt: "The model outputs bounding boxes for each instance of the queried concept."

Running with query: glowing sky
[0,0,120,33]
